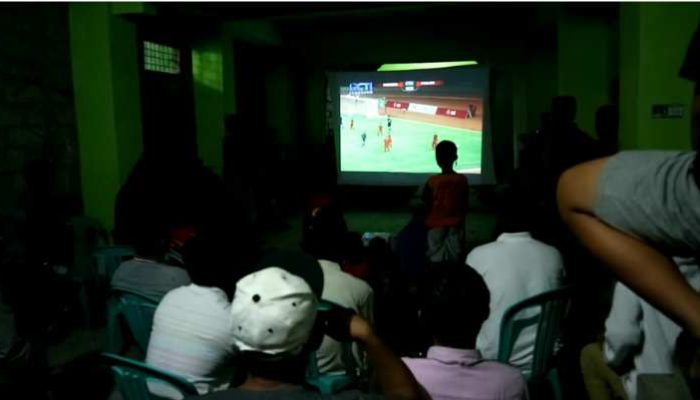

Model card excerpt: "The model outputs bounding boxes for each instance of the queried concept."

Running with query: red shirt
[425,173,469,228]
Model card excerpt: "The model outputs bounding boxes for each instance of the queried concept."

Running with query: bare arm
[558,159,700,338]
[351,316,426,400]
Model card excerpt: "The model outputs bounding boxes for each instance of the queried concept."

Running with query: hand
[349,315,374,343]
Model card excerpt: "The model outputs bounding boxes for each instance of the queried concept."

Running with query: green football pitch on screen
[340,113,482,174]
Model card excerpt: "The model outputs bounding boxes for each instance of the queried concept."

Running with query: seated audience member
[395,207,429,284]
[111,226,190,303]
[557,23,700,342]
[581,257,700,400]
[340,232,371,282]
[423,141,469,262]
[466,204,563,371]
[196,259,426,399]
[145,234,237,396]
[403,264,527,400]
[301,205,375,375]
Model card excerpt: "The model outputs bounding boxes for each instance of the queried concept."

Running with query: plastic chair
[113,292,159,354]
[102,352,198,400]
[497,286,573,400]
[306,301,358,394]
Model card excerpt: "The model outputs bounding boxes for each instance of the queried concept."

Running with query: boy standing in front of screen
[423,141,469,262]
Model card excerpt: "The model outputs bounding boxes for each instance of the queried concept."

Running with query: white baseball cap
[231,267,318,355]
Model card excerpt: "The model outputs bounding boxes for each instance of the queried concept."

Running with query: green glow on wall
[192,49,223,91]
[377,61,478,72]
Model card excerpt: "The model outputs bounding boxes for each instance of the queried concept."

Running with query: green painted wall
[558,12,617,137]
[192,21,282,175]
[70,4,142,232]
[193,39,225,175]
[620,4,699,150]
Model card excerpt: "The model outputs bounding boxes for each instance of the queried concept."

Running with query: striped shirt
[146,284,237,397]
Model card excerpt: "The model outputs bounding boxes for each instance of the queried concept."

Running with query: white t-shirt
[317,260,374,374]
[146,284,237,397]
[466,232,563,372]
[604,258,700,399]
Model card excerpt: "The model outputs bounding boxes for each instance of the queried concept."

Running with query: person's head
[595,104,619,153]
[181,231,238,297]
[132,225,170,260]
[435,140,458,172]
[495,200,533,235]
[300,204,348,262]
[231,265,319,384]
[423,263,490,348]
[340,232,365,266]
[551,96,577,125]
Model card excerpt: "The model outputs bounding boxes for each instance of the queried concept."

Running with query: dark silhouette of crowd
[1,18,699,400]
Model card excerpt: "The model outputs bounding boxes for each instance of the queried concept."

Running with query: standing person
[350,118,355,130]
[581,258,700,400]
[557,24,700,340]
[196,262,427,400]
[403,263,527,400]
[422,141,469,262]
[432,134,439,151]
[386,134,393,152]
[378,124,384,136]
[387,116,392,134]
[361,132,367,147]
[466,203,564,372]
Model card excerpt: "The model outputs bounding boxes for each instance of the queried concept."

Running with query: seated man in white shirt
[581,257,700,400]
[145,233,238,397]
[466,205,564,372]
[111,227,190,303]
[300,204,374,375]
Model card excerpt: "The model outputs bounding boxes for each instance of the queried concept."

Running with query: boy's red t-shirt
[425,173,469,228]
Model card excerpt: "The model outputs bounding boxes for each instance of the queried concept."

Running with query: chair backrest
[306,300,358,394]
[497,286,572,380]
[102,352,198,400]
[117,292,159,353]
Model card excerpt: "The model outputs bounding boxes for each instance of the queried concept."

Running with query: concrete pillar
[69,4,142,232]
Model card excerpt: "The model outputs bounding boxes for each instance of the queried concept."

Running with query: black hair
[300,205,348,263]
[495,199,533,235]
[435,140,458,171]
[180,230,237,297]
[239,351,308,386]
[423,263,490,348]
[340,232,365,265]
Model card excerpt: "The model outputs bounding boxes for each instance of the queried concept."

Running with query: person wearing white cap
[196,256,426,400]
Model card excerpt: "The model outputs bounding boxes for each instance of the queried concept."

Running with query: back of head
[300,204,348,262]
[340,231,365,265]
[423,263,490,348]
[495,200,532,235]
[551,96,577,125]
[231,264,319,384]
[181,231,236,296]
[435,140,458,171]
